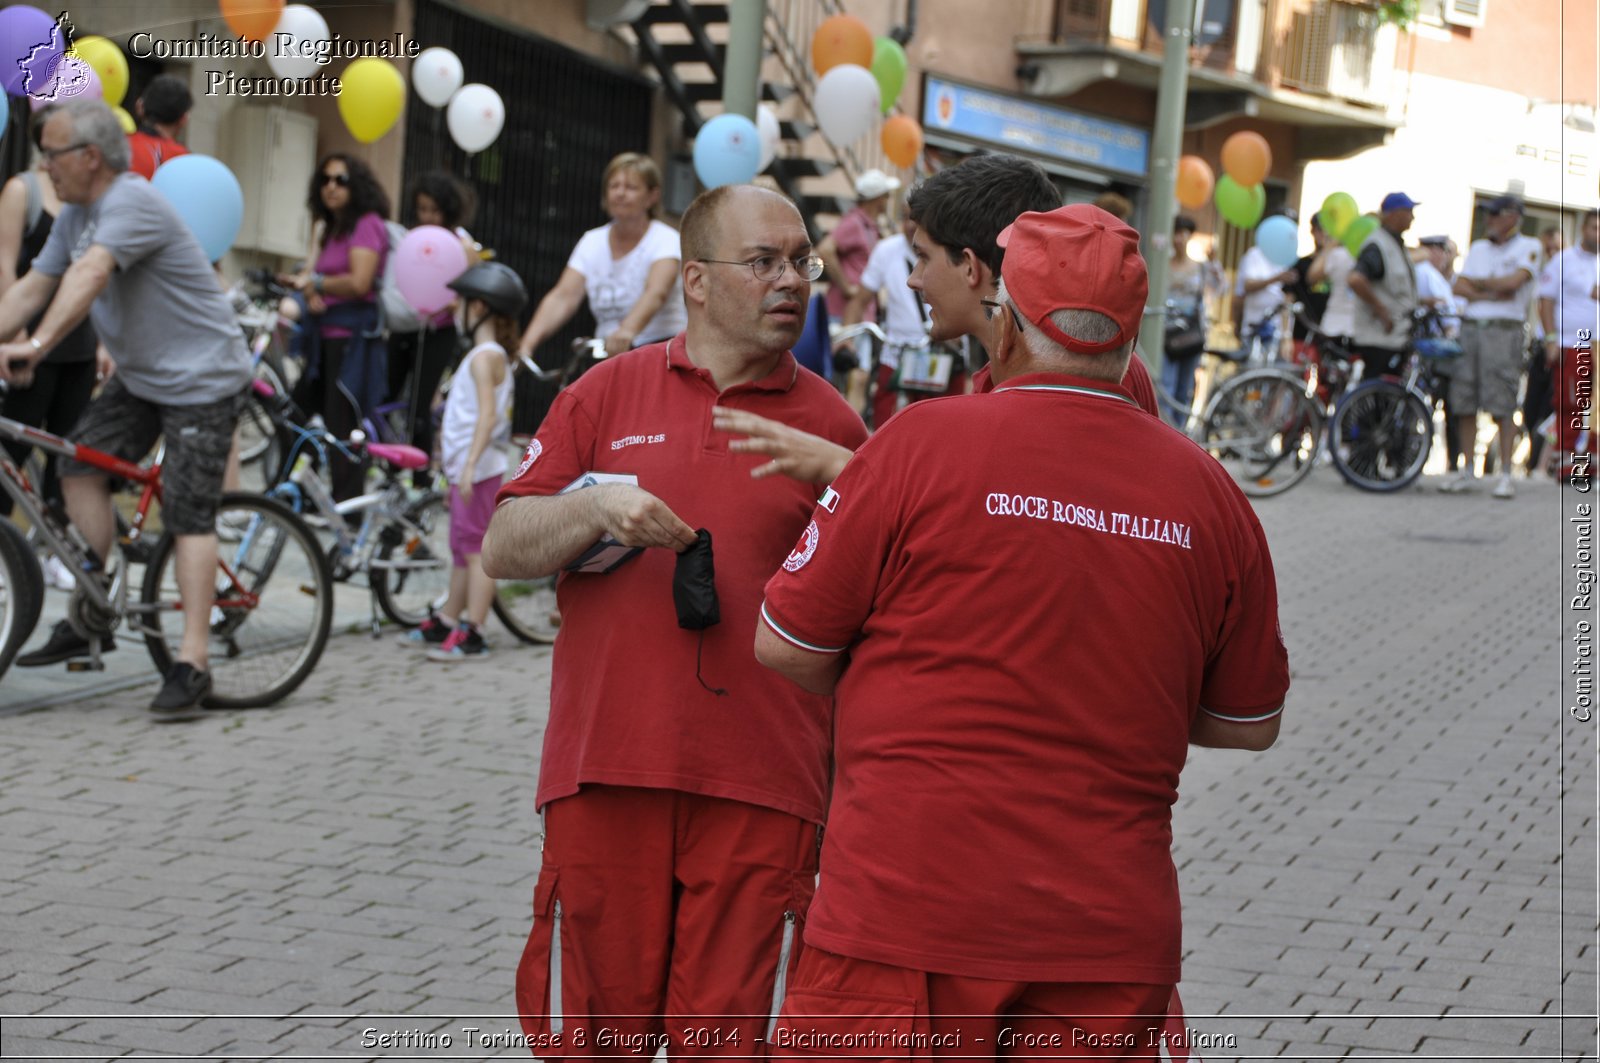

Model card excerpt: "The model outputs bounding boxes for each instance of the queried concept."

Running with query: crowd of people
[0,86,1592,1056]
[1162,191,1598,498]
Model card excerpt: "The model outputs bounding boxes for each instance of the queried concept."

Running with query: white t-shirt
[1459,233,1542,320]
[1318,247,1360,338]
[1236,246,1285,330]
[566,219,687,343]
[1539,245,1600,348]
[1412,259,1460,334]
[857,233,927,361]
[440,342,514,485]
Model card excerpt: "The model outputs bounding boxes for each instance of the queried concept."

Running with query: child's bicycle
[0,389,335,698]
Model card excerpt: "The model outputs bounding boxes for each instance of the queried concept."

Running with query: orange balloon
[220,0,285,43]
[1220,131,1272,187]
[1175,155,1214,210]
[812,15,874,76]
[881,115,923,169]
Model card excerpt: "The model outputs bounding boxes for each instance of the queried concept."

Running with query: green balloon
[1342,214,1380,255]
[1320,191,1359,241]
[1215,176,1266,229]
[871,38,907,114]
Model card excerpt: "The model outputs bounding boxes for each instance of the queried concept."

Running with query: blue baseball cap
[1381,192,1420,211]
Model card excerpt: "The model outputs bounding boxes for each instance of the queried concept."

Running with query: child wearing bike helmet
[401,261,527,660]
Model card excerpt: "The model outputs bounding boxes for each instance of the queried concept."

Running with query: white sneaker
[1492,473,1515,500]
[42,554,76,591]
[1438,470,1478,494]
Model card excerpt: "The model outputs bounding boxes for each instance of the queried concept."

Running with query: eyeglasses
[980,298,1025,331]
[319,172,351,187]
[41,142,91,163]
[698,255,825,283]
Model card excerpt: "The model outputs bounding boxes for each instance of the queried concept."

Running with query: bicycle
[231,269,302,481]
[0,390,334,701]
[1325,312,1459,492]
[1188,304,1363,497]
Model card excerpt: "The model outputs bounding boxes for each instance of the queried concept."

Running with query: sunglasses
[981,298,1025,331]
[319,172,350,187]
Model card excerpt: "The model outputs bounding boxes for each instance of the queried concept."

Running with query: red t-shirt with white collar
[497,336,868,822]
[972,353,1160,416]
[760,372,1289,982]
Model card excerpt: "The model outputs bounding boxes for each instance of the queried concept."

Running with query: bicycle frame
[0,413,160,623]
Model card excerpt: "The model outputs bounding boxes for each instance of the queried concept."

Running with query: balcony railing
[1268,0,1396,107]
[1048,0,1395,108]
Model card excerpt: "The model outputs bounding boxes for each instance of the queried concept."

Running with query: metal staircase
[622,0,895,237]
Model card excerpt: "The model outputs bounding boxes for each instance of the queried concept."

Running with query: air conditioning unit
[1443,0,1486,28]
[223,105,317,259]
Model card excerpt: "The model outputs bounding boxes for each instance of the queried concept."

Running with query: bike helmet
[448,261,528,318]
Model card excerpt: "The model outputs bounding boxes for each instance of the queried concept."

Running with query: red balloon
[812,15,874,76]
[1175,155,1214,210]
[220,0,285,43]
[881,115,923,169]
[1220,131,1272,187]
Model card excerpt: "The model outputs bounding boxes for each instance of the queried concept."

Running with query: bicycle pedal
[65,659,106,673]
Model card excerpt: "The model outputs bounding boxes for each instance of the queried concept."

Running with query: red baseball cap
[997,205,1148,356]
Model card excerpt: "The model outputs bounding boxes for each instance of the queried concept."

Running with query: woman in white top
[516,153,686,360]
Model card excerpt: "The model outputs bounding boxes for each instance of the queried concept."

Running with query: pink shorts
[449,475,502,566]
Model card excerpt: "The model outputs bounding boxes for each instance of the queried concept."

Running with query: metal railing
[1271,0,1396,107]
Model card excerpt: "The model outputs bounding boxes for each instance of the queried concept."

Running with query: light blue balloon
[150,154,243,263]
[1254,214,1300,268]
[692,113,762,189]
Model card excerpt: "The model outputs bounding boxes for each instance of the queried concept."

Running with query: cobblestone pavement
[0,468,1593,1061]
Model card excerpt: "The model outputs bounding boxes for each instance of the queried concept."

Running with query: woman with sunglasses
[281,153,390,500]
[516,152,686,363]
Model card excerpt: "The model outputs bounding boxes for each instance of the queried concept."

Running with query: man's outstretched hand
[713,406,854,484]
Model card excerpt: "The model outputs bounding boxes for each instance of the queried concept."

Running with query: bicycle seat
[366,442,429,470]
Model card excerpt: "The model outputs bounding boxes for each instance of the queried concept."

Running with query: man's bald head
[680,184,805,264]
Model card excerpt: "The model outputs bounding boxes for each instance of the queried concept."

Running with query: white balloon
[447,83,505,153]
[757,104,780,172]
[412,46,463,108]
[266,5,330,82]
[813,64,879,147]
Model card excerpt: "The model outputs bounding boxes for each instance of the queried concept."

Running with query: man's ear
[682,261,709,307]
[961,248,993,293]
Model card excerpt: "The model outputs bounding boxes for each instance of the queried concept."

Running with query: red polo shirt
[761,372,1289,982]
[973,353,1159,416]
[497,336,868,822]
[126,131,189,179]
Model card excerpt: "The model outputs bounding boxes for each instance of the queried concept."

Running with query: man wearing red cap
[756,204,1290,1059]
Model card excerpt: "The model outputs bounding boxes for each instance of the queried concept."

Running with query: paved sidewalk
[0,468,1592,1061]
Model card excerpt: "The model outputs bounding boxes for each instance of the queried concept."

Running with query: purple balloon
[1,5,66,98]
[393,225,469,316]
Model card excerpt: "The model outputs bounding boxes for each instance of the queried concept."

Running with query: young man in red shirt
[712,153,1159,480]
[125,75,191,180]
[756,204,1289,1060]
[483,184,867,1058]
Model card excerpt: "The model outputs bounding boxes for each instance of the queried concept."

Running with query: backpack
[379,220,426,335]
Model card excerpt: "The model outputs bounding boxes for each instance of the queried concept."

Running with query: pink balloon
[28,54,102,112]
[393,225,469,315]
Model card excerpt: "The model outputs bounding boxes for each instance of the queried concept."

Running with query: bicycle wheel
[1328,381,1432,492]
[0,518,45,680]
[138,494,333,708]
[372,491,451,627]
[1199,369,1323,497]
[492,574,559,645]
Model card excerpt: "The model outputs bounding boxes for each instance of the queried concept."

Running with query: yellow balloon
[72,36,129,107]
[337,57,405,144]
[112,105,135,133]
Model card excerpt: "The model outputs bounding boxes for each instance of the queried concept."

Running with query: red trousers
[515,786,819,1060]
[770,946,1174,1062]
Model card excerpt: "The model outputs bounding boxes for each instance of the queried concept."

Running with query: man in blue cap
[1346,192,1420,381]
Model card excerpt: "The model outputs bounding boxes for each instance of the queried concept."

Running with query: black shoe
[149,662,213,721]
[16,620,116,667]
